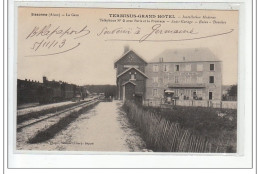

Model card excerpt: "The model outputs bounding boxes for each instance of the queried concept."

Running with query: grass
[28,102,98,144]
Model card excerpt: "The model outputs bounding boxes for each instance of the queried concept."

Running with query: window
[193,91,197,99]
[185,64,191,71]
[197,76,203,83]
[153,65,159,72]
[210,64,215,71]
[209,92,213,100]
[197,90,202,96]
[209,76,214,83]
[163,77,168,84]
[197,64,203,71]
[174,76,179,83]
[163,64,169,72]
[130,74,135,80]
[186,76,192,83]
[153,89,158,97]
[153,77,158,83]
[175,65,180,71]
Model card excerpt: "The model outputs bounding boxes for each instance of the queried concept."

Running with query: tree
[84,85,117,97]
[227,84,237,96]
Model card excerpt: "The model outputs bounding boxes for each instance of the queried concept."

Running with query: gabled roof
[122,81,136,86]
[150,48,220,63]
[117,67,148,79]
[114,50,148,68]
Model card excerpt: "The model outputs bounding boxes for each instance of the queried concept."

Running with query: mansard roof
[151,48,221,63]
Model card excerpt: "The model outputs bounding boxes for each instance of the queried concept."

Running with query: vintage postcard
[16,7,238,153]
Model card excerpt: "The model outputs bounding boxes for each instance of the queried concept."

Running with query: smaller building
[114,47,148,102]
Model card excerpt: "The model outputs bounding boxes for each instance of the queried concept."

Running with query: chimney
[43,76,47,83]
[124,45,130,53]
[159,57,164,62]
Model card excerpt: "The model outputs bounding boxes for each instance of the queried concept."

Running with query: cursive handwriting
[24,23,235,57]
[104,24,234,42]
[139,24,197,42]
[97,27,132,36]
[97,24,198,43]
[26,24,91,40]
[25,24,90,57]
[25,43,81,57]
[31,39,67,51]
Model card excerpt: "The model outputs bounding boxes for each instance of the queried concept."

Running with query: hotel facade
[145,48,222,103]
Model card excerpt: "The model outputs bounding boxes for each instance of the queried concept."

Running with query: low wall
[221,101,237,109]
[143,99,237,109]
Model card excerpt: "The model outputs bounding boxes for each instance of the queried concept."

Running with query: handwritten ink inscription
[24,14,234,57]
[97,24,198,42]
[25,24,91,57]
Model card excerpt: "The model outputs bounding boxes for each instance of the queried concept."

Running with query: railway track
[17,97,98,117]
[17,99,99,132]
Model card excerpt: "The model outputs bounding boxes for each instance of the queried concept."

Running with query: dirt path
[19,101,147,152]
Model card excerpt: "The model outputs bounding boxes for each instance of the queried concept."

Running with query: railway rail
[17,98,99,132]
[17,97,98,116]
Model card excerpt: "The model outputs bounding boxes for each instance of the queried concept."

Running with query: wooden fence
[124,101,229,153]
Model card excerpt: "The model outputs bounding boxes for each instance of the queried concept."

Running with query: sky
[18,8,238,86]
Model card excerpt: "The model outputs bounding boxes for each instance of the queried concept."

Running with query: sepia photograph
[16,7,238,153]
